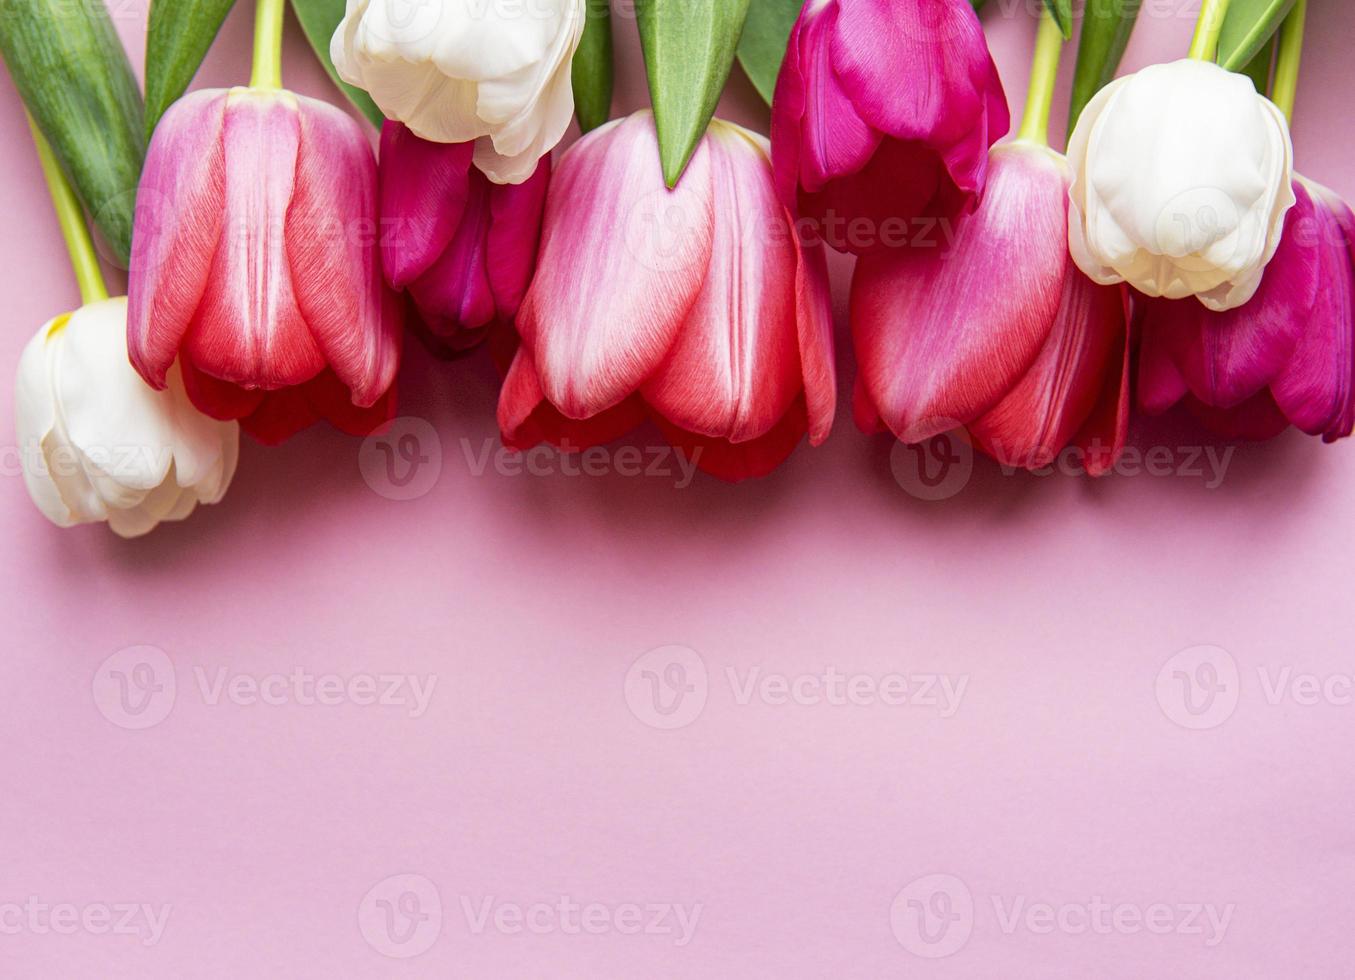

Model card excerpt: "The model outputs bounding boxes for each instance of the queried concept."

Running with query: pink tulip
[128,88,401,445]
[380,122,550,355]
[1138,178,1354,442]
[770,0,1008,255]
[497,111,836,482]
[852,143,1130,474]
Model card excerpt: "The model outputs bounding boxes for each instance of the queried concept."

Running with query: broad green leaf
[971,0,988,10]
[736,0,804,106]
[1240,36,1276,94]
[289,0,384,127]
[636,0,752,187]
[572,0,614,132]
[1219,0,1296,72]
[1069,0,1141,133]
[145,0,237,139]
[0,0,145,264]
[1043,0,1073,40]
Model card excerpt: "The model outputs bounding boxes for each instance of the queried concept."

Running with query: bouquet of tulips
[0,0,1347,537]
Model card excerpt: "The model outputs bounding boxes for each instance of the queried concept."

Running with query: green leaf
[1043,0,1073,39]
[736,0,804,106]
[145,0,237,140]
[289,0,384,128]
[1068,0,1141,133]
[636,0,752,187]
[572,0,614,132]
[1218,0,1296,72]
[1239,35,1276,94]
[0,0,145,264]
[971,0,988,10]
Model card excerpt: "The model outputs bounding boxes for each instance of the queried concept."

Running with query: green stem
[249,0,286,89]
[28,115,108,305]
[1188,0,1233,61]
[1016,9,1065,147]
[1270,0,1306,123]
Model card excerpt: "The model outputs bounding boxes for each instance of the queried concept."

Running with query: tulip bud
[770,0,1009,255]
[331,0,586,184]
[852,143,1130,474]
[380,121,549,354]
[128,88,402,446]
[1067,59,1295,312]
[498,110,836,481]
[1138,177,1354,442]
[15,298,239,538]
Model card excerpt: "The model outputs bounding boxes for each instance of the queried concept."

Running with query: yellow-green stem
[249,0,286,89]
[28,115,108,305]
[1188,0,1233,61]
[1016,9,1065,146]
[1270,0,1306,123]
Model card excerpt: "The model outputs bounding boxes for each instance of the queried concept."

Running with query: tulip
[769,0,1009,255]
[497,110,836,481]
[1067,59,1295,312]
[332,0,585,184]
[16,298,239,538]
[852,141,1130,474]
[1138,177,1354,441]
[380,121,549,354]
[128,88,401,445]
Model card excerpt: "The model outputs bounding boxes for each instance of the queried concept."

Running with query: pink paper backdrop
[3,3,1354,977]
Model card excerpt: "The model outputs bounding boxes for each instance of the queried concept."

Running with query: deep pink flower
[380,122,550,355]
[497,111,836,482]
[770,0,1009,255]
[128,88,401,445]
[852,143,1130,474]
[1138,178,1354,442]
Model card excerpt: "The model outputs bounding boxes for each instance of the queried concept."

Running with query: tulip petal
[795,231,837,446]
[1187,390,1290,441]
[379,121,474,289]
[289,95,401,408]
[518,112,712,419]
[654,397,809,483]
[498,345,646,450]
[485,156,551,320]
[14,317,76,527]
[850,144,1067,441]
[128,89,228,389]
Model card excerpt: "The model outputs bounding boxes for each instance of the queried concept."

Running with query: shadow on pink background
[2,2,1354,977]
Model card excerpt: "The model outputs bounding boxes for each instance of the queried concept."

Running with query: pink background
[4,2,1355,976]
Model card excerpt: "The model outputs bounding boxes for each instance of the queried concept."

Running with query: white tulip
[15,298,239,538]
[1067,58,1295,312]
[331,0,585,184]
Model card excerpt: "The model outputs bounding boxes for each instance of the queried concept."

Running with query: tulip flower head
[770,0,1009,255]
[1138,177,1354,442]
[1067,59,1295,312]
[128,88,401,445]
[332,0,586,184]
[380,121,549,354]
[852,142,1131,474]
[498,110,836,481]
[16,298,239,538]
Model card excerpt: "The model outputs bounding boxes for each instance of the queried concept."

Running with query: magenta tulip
[380,122,550,354]
[770,0,1008,255]
[852,143,1130,474]
[497,111,836,482]
[128,88,401,445]
[1138,178,1354,442]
